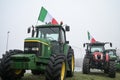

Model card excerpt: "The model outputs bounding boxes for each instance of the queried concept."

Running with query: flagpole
[6,31,10,51]
[87,30,90,43]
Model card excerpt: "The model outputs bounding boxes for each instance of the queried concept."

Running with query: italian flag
[87,31,96,43]
[38,7,58,24]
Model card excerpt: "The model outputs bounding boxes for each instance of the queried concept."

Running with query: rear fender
[64,44,70,56]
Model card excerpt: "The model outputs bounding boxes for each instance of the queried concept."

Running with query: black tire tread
[82,58,90,74]
[45,54,66,80]
[108,61,116,78]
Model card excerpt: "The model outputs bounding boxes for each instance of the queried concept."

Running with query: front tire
[45,54,66,80]
[82,58,90,74]
[104,69,109,74]
[0,50,25,80]
[108,61,116,78]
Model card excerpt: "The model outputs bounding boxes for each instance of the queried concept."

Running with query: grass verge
[22,71,120,80]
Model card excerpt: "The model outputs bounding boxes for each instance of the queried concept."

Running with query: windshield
[107,50,116,56]
[90,46,104,53]
[36,27,59,41]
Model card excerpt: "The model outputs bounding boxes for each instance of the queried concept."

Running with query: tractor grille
[97,55,101,59]
[11,57,30,62]
[24,42,42,56]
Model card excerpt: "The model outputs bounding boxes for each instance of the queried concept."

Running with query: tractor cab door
[59,28,66,53]
[51,27,67,54]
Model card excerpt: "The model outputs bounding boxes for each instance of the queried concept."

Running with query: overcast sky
[0,0,120,58]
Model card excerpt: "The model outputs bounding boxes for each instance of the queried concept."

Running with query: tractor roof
[85,42,112,46]
[105,49,116,52]
[87,42,106,46]
[36,24,62,28]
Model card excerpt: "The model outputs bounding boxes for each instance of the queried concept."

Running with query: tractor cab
[25,24,70,55]
[84,42,106,60]
[84,42,112,54]
[86,43,105,53]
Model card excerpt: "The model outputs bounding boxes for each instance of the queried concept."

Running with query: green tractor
[82,42,117,78]
[0,24,75,80]
[105,49,120,72]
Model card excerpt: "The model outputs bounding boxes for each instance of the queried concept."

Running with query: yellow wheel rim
[71,55,75,72]
[61,62,65,80]
[15,70,22,75]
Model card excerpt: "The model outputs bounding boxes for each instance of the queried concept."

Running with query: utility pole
[6,31,10,51]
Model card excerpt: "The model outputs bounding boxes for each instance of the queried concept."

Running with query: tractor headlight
[32,47,39,51]
[24,48,29,51]
[24,47,39,51]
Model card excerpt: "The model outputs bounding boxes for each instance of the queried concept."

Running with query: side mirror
[65,26,70,31]
[32,29,35,37]
[110,43,112,47]
[31,25,35,37]
[66,41,69,44]
[27,27,31,33]
[83,43,85,47]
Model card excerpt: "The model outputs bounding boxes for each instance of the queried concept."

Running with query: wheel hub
[15,70,22,75]
[61,62,65,80]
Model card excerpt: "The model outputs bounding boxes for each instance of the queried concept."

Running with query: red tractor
[82,42,116,78]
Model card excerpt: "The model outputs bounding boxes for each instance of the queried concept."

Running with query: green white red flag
[87,31,96,43]
[38,7,58,24]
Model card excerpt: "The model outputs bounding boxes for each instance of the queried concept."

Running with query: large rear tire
[82,58,90,74]
[45,54,66,80]
[0,50,25,80]
[67,49,75,77]
[108,61,116,78]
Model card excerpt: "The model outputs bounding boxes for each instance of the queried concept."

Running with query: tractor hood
[93,52,103,61]
[24,37,50,46]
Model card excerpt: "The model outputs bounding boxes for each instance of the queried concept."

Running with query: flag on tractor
[87,31,96,43]
[38,7,58,24]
